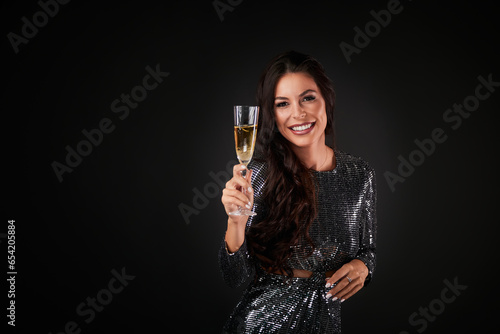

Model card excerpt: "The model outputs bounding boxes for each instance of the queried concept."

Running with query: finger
[246,169,254,197]
[326,275,364,302]
[339,284,363,302]
[326,276,351,299]
[229,163,249,181]
[234,164,253,182]
[325,266,349,288]
[225,175,250,192]
[232,164,248,177]
[223,198,250,213]
[247,169,253,189]
[238,168,253,193]
[329,277,356,299]
[223,181,251,203]
[222,188,252,209]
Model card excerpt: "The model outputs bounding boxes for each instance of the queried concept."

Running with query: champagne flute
[229,105,259,216]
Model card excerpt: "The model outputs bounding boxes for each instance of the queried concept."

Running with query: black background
[2,0,499,333]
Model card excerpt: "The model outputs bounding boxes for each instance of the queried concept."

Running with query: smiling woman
[219,51,377,333]
[273,72,331,166]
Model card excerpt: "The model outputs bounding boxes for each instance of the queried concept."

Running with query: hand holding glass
[229,105,259,216]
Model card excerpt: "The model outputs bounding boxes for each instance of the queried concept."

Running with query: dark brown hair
[247,50,336,278]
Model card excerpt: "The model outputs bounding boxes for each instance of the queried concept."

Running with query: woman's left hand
[325,259,369,302]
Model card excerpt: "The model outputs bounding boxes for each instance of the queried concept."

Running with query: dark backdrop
[3,0,499,333]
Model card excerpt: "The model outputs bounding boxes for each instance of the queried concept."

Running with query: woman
[219,50,377,333]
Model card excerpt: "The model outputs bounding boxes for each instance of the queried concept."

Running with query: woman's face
[273,72,327,149]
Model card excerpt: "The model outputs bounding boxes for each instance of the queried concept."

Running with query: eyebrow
[275,89,317,100]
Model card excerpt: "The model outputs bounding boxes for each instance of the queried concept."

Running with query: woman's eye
[303,95,316,102]
[276,101,288,108]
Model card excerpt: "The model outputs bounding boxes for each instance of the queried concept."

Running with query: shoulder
[336,150,376,182]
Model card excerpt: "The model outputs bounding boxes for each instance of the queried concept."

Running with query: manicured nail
[241,165,246,169]
[325,294,332,300]
[245,203,251,209]
[332,297,338,302]
[325,283,331,288]
[341,299,345,303]
[247,187,252,192]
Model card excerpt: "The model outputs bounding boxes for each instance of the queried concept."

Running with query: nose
[292,103,306,119]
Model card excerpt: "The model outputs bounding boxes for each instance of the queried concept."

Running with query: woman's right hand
[221,164,254,225]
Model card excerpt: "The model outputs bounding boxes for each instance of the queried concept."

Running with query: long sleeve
[218,160,267,288]
[218,237,255,288]
[354,165,377,285]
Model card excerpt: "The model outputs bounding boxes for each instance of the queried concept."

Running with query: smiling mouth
[289,122,315,133]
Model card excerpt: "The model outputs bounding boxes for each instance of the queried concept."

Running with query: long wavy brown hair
[247,51,336,278]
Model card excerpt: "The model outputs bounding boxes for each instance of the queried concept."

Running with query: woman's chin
[285,133,325,149]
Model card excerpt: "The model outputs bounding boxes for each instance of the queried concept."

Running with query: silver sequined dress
[219,151,377,333]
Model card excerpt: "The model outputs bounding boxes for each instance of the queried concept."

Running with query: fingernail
[332,297,338,302]
[241,165,246,169]
[247,187,252,192]
[341,299,345,303]
[245,203,251,209]
[325,294,332,300]
[325,283,331,288]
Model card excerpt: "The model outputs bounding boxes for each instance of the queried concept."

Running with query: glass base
[228,207,257,216]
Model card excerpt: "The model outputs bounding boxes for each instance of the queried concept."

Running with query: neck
[290,134,333,171]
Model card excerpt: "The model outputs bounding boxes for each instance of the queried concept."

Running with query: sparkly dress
[219,151,377,334]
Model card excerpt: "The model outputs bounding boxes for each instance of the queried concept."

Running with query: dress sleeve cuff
[224,238,248,257]
[219,237,253,288]
[355,251,375,285]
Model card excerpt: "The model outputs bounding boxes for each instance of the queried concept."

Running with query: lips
[288,122,315,135]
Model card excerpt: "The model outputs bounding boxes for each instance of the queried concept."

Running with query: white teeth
[292,123,313,131]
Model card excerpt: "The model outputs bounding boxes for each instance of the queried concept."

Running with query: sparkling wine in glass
[229,105,259,216]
